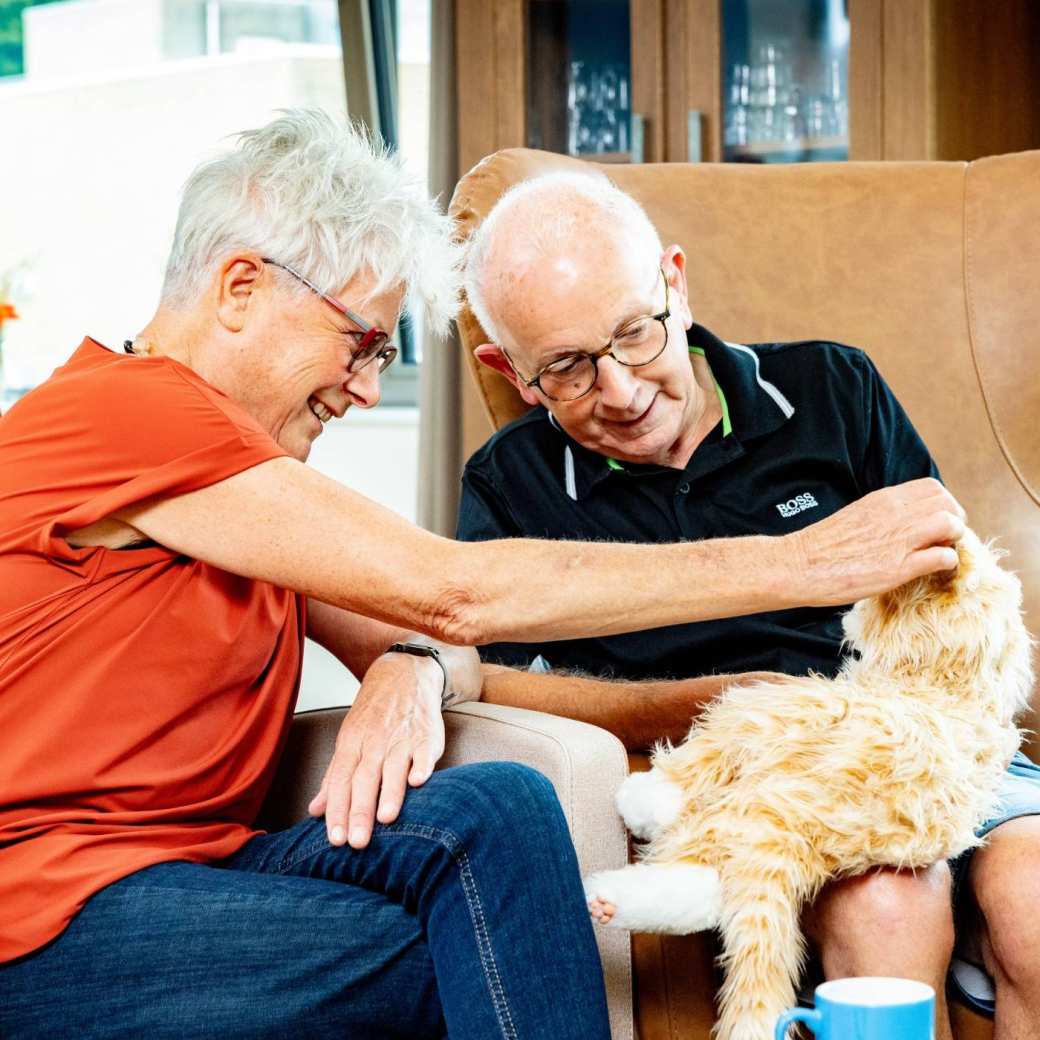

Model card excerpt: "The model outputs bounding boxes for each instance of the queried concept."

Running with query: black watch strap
[386,642,450,707]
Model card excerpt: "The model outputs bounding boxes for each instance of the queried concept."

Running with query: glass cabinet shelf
[527,0,634,161]
[722,0,850,164]
[727,133,848,163]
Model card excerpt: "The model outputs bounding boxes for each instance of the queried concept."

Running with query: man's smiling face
[484,235,704,469]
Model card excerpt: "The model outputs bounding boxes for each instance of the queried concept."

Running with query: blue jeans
[0,762,611,1039]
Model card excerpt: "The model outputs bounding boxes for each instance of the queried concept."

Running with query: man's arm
[480,663,782,750]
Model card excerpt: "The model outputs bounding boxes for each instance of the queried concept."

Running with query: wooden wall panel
[493,1,526,149]
[668,0,721,162]
[456,1,497,173]
[456,0,527,173]
[849,0,883,159]
[932,0,1040,161]
[688,0,721,162]
[456,0,528,455]
[631,0,666,162]
[663,0,689,161]
[881,0,934,159]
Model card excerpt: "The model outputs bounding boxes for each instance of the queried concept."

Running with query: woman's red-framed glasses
[262,258,397,373]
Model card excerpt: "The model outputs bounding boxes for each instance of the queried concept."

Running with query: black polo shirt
[457,322,940,681]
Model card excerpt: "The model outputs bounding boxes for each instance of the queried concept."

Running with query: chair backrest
[450,148,1040,742]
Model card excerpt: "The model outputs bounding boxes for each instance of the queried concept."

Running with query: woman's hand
[308,652,446,849]
[792,478,965,605]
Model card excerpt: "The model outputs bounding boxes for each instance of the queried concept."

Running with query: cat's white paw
[616,768,684,840]
[584,862,721,934]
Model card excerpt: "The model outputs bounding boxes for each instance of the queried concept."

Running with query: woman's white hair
[464,171,663,343]
[161,109,460,333]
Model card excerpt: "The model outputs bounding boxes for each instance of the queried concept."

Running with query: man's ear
[216,254,265,333]
[474,344,541,406]
[661,244,693,328]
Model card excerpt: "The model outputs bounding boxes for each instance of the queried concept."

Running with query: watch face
[392,642,439,658]
[388,643,448,704]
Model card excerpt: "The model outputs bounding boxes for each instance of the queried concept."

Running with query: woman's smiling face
[217,261,404,462]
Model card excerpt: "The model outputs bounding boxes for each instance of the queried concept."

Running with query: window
[1,0,434,709]
[0,0,432,409]
[341,0,431,404]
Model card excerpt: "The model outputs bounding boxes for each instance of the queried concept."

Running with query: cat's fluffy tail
[712,842,819,1040]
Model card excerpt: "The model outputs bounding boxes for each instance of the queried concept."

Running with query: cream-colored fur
[585,529,1034,1040]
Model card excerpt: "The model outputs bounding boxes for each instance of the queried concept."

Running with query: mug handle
[775,1007,823,1039]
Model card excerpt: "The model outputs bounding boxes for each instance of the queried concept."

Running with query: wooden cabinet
[454,0,1040,454]
[852,0,1040,161]
[456,0,1040,171]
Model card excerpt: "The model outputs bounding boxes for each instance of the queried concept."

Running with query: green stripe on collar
[690,345,733,438]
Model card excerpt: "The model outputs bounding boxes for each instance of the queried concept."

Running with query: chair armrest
[442,702,634,1039]
[441,702,630,878]
[257,701,634,1040]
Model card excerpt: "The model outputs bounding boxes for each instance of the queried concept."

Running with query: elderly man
[0,112,969,1040]
[458,172,1040,1040]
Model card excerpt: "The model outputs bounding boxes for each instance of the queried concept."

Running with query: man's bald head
[464,173,704,472]
[464,172,664,347]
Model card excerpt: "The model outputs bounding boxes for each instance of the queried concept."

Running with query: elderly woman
[0,111,963,1039]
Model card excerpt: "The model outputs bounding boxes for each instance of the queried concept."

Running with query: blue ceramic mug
[775,977,935,1040]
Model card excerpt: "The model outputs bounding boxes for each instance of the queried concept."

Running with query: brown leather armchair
[446,147,1040,1040]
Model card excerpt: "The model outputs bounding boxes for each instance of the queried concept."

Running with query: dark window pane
[527,0,632,159]
[722,0,849,164]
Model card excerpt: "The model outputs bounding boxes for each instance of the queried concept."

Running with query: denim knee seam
[452,846,519,1040]
[273,832,341,875]
[269,823,460,876]
[270,821,520,1040]
[360,824,520,1040]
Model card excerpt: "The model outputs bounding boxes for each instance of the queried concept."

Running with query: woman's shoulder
[0,338,285,555]
[1,338,277,492]
[14,338,265,447]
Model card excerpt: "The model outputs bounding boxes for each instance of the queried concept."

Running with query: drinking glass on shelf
[805,97,826,140]
[745,42,794,146]
[779,87,804,145]
[725,62,751,147]
[748,84,780,144]
[827,58,849,138]
[568,61,631,156]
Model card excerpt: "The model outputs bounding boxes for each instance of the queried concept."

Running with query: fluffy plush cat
[585,529,1034,1040]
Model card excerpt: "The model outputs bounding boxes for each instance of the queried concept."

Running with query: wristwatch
[386,642,450,707]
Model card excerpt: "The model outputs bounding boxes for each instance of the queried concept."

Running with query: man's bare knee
[809,865,954,970]
[971,823,1040,990]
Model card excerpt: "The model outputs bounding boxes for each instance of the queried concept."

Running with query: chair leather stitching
[963,158,1040,507]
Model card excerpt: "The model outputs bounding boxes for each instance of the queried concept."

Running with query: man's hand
[308,652,445,849]
[793,478,966,606]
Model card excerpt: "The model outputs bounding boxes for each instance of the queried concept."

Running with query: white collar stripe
[564,445,578,500]
[549,339,792,501]
[723,341,796,419]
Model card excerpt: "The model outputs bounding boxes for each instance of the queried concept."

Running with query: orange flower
[0,303,18,324]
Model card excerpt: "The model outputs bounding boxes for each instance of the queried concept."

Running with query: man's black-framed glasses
[262,258,398,374]
[506,269,671,402]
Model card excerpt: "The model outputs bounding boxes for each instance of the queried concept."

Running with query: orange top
[0,339,304,962]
